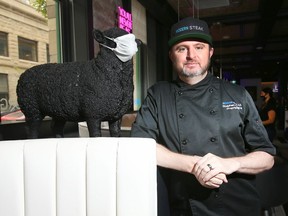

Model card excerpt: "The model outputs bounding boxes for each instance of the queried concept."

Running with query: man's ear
[93,29,105,43]
[209,47,214,58]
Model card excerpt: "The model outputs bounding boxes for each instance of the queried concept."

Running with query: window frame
[0,31,9,57]
[18,36,38,62]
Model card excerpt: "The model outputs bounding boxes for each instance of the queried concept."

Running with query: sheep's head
[93,27,141,62]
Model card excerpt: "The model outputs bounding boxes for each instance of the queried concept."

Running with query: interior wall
[132,0,147,44]
[92,0,122,55]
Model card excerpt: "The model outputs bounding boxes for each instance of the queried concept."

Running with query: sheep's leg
[26,119,42,139]
[51,118,66,138]
[86,119,102,137]
[109,119,122,137]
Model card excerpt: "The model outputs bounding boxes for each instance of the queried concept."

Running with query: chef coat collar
[175,72,213,90]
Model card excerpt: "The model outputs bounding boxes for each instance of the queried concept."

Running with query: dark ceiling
[138,0,288,82]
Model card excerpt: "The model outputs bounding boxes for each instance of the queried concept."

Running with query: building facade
[0,0,49,112]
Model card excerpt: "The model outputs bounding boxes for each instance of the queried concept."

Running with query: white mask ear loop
[99,43,115,50]
[99,36,116,50]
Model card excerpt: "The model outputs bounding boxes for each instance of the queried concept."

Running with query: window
[0,32,8,57]
[46,43,50,63]
[18,37,38,61]
[0,73,9,111]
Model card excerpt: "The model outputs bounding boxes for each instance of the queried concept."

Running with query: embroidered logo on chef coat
[222,101,242,110]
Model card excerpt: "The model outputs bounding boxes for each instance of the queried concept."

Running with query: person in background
[131,17,275,216]
[259,87,277,143]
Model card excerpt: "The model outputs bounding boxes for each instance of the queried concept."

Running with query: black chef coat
[131,72,276,216]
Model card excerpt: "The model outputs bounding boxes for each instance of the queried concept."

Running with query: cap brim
[168,33,212,47]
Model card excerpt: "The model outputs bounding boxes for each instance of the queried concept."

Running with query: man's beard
[180,59,211,78]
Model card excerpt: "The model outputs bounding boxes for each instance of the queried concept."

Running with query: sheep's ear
[136,39,142,47]
[93,29,105,43]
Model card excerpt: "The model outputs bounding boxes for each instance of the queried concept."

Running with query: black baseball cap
[168,17,212,48]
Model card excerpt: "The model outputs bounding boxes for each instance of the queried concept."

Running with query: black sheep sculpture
[16,27,141,138]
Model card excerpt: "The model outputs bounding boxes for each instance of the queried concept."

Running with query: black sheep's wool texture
[17,27,134,125]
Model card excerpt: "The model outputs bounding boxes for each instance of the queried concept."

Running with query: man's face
[169,40,214,78]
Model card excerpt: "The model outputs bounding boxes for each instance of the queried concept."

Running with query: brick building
[0,0,49,112]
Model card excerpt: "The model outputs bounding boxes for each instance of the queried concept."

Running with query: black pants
[158,168,170,216]
[157,168,193,216]
[265,126,276,143]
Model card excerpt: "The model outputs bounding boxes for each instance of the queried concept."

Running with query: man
[131,17,276,216]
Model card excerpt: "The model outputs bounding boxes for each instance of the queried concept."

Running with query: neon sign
[118,6,133,33]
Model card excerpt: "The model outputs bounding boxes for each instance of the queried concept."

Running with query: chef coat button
[210,137,217,142]
[209,88,214,93]
[179,113,184,118]
[178,91,183,95]
[181,139,188,145]
[210,110,216,115]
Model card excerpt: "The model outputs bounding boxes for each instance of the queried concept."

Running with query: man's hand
[194,172,227,188]
[191,153,239,188]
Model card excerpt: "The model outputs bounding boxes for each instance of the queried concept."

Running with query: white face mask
[100,34,138,62]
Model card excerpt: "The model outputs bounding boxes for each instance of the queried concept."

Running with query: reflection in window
[0,32,8,57]
[0,73,9,107]
[18,37,38,61]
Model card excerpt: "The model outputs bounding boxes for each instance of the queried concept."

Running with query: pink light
[118,6,133,33]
